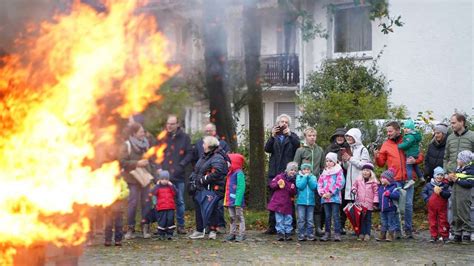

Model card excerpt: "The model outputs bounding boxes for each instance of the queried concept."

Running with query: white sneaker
[189,230,205,239]
[208,231,217,240]
[403,180,415,189]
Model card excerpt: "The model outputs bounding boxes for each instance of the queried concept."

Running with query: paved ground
[79,230,473,265]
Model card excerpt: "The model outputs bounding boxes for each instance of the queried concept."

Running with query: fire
[0,0,177,263]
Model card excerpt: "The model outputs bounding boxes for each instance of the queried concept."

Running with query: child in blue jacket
[376,168,400,242]
[295,163,318,241]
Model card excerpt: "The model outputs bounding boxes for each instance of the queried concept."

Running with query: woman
[119,122,155,239]
[424,123,448,182]
[188,136,228,240]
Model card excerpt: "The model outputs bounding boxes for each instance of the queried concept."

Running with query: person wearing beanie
[317,152,345,241]
[424,124,448,182]
[447,150,474,243]
[398,119,424,186]
[421,166,451,243]
[149,170,177,240]
[268,162,297,241]
[224,153,246,242]
[375,121,423,239]
[351,162,379,241]
[376,167,400,242]
[295,163,318,241]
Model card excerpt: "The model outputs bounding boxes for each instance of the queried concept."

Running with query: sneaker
[364,235,370,241]
[442,237,451,244]
[404,231,414,239]
[453,235,462,243]
[208,231,217,240]
[235,235,246,242]
[277,233,285,241]
[115,241,122,246]
[320,232,330,242]
[419,176,426,183]
[334,233,341,242]
[167,235,173,240]
[104,241,112,247]
[124,229,134,240]
[307,234,315,241]
[189,231,205,239]
[284,233,292,241]
[225,234,236,241]
[357,234,364,241]
[403,180,415,189]
[429,237,437,243]
[177,226,187,235]
[297,235,306,241]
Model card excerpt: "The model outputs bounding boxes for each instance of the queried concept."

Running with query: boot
[142,224,151,239]
[376,231,386,241]
[320,232,330,242]
[314,214,324,237]
[124,226,134,240]
[334,233,341,242]
[386,231,394,242]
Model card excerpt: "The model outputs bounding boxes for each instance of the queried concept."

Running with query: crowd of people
[98,112,473,247]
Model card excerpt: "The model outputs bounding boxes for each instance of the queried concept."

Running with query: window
[274,102,296,131]
[333,6,372,54]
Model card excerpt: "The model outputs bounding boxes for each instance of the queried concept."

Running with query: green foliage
[298,10,329,42]
[142,81,191,136]
[297,58,390,148]
[355,0,404,34]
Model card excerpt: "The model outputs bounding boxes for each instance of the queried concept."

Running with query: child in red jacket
[152,170,177,240]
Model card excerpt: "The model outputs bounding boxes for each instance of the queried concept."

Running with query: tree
[202,0,237,151]
[243,0,266,210]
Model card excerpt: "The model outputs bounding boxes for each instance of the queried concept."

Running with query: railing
[260,53,299,86]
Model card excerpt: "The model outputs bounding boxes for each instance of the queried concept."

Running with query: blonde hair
[304,127,317,136]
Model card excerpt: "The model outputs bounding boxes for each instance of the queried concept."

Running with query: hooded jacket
[351,173,379,210]
[424,136,446,179]
[267,173,297,215]
[378,182,400,213]
[342,128,370,200]
[224,153,246,207]
[295,172,318,206]
[398,130,422,158]
[190,147,228,196]
[294,142,325,177]
[317,164,345,204]
[421,179,451,203]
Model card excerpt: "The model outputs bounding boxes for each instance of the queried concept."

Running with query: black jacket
[159,128,193,183]
[264,132,300,179]
[193,137,230,163]
[189,147,228,196]
[424,137,446,179]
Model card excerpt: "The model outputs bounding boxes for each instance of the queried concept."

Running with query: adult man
[444,113,474,241]
[293,127,325,236]
[375,121,423,239]
[264,114,300,234]
[158,115,193,234]
[193,123,230,233]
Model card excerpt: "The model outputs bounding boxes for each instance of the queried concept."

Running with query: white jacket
[343,128,371,200]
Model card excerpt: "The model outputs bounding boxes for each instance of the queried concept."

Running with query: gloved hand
[278,179,285,189]
[383,190,391,197]
[434,186,442,194]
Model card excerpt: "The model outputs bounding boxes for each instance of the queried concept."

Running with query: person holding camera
[264,114,301,234]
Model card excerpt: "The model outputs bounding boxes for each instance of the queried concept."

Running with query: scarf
[129,136,149,153]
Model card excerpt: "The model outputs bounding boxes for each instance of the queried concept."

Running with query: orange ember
[0,0,177,264]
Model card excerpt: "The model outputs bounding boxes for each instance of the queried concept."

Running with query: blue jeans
[275,212,293,234]
[175,182,185,227]
[360,210,372,235]
[297,205,314,237]
[323,203,341,234]
[381,211,398,232]
[396,181,414,233]
[406,163,423,180]
[127,183,149,228]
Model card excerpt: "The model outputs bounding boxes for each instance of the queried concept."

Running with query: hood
[403,119,415,130]
[228,153,245,173]
[345,128,362,146]
[330,128,347,142]
[410,130,422,142]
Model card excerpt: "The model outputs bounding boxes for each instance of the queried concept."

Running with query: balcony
[260,53,299,86]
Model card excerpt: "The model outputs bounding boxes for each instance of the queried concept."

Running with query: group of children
[267,149,474,243]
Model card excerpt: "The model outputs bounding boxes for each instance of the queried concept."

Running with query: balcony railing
[261,53,299,86]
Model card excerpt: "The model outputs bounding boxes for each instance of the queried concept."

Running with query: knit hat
[457,150,474,164]
[157,170,170,180]
[300,163,312,170]
[433,123,448,135]
[361,162,374,171]
[330,128,347,142]
[325,152,338,163]
[286,162,299,172]
[380,167,396,183]
[403,119,415,130]
[433,166,445,177]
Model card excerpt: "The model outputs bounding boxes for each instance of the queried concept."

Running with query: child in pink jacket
[351,162,379,241]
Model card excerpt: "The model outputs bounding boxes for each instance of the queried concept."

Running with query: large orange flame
[0,0,177,264]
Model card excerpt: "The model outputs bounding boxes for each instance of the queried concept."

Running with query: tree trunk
[243,0,266,210]
[202,0,237,151]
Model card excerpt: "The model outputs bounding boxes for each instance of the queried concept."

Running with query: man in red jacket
[375,121,423,239]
